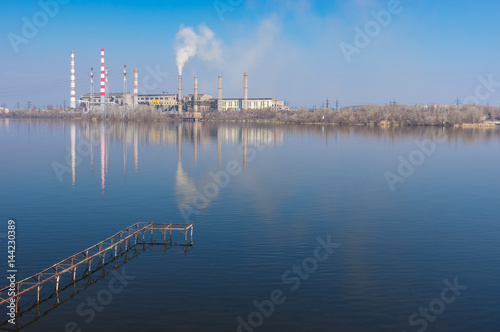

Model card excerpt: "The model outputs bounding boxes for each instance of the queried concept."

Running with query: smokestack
[178,75,183,113]
[90,68,94,111]
[70,51,76,109]
[243,72,248,110]
[123,65,127,106]
[133,69,138,107]
[194,77,198,112]
[218,76,222,112]
[105,66,109,97]
[100,47,105,112]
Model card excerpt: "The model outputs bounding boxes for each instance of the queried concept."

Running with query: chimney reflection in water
[71,124,76,187]
[100,127,105,194]
[242,127,247,169]
[193,123,198,163]
[217,127,221,166]
[134,130,138,172]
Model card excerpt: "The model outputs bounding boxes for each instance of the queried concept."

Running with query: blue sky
[1,0,500,108]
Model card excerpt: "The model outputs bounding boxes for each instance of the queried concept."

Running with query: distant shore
[1,104,499,127]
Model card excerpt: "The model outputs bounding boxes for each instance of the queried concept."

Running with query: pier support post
[37,275,41,302]
[56,275,60,293]
[16,284,19,313]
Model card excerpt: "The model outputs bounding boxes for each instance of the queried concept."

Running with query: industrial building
[81,93,132,106]
[75,48,289,112]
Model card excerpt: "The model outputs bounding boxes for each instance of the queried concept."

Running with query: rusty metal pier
[0,222,193,310]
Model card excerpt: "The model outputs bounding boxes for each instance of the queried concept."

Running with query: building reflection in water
[69,121,285,195]
[30,119,499,208]
[0,118,9,130]
[6,119,496,196]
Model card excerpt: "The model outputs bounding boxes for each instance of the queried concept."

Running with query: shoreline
[1,107,499,128]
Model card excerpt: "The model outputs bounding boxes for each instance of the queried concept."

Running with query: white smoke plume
[175,24,221,75]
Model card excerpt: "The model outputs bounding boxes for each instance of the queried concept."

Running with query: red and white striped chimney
[105,66,108,97]
[70,50,76,109]
[133,68,138,107]
[100,47,105,111]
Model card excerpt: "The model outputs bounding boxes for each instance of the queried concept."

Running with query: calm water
[0,119,499,332]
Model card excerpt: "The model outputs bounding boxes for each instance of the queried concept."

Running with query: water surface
[0,119,499,331]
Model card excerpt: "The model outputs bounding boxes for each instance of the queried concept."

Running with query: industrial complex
[74,48,288,113]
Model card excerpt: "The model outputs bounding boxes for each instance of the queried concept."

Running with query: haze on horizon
[1,0,499,109]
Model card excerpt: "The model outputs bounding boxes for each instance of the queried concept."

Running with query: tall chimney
[243,72,248,110]
[100,47,105,112]
[90,68,94,111]
[133,69,138,107]
[178,75,183,113]
[194,77,198,112]
[70,51,76,109]
[105,66,109,98]
[218,76,222,112]
[123,65,127,106]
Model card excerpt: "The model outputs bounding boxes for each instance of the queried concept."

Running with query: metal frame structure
[0,240,190,330]
[0,222,193,309]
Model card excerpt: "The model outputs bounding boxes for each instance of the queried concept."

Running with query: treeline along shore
[1,104,499,127]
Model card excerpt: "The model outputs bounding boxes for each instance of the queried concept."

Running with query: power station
[73,48,288,112]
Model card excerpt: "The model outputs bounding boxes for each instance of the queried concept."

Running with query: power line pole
[336,99,339,111]
[16,102,20,109]
[27,101,32,111]
[454,97,461,106]
[388,100,397,113]
[326,98,329,109]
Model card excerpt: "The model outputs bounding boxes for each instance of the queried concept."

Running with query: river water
[0,119,499,331]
